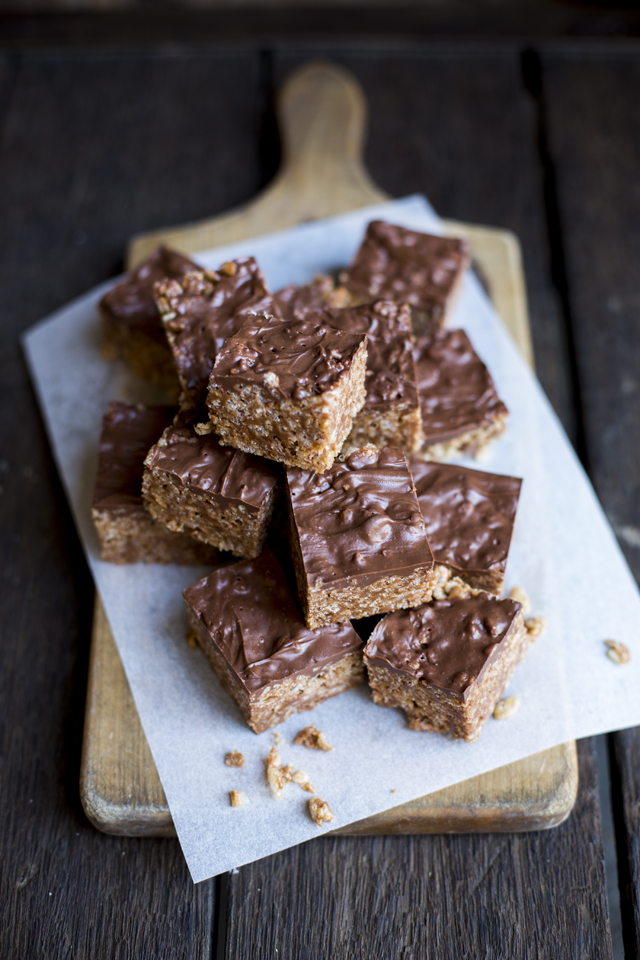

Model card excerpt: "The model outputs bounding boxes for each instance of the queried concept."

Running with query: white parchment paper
[23,195,640,883]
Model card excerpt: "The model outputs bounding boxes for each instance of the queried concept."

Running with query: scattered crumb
[509,586,531,615]
[194,420,213,436]
[186,629,198,649]
[225,750,245,768]
[272,730,284,746]
[605,639,630,665]
[473,444,491,463]
[525,617,546,640]
[309,797,335,827]
[229,790,249,807]
[294,723,333,751]
[266,746,285,798]
[291,770,315,793]
[493,695,521,720]
[444,576,481,601]
[390,789,396,794]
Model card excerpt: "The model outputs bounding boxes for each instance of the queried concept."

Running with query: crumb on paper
[309,797,335,827]
[605,639,630,665]
[229,790,249,807]
[266,746,285,798]
[186,629,198,649]
[391,789,396,793]
[493,695,521,720]
[272,730,284,746]
[525,617,546,640]
[267,749,315,796]
[294,723,332,751]
[291,770,315,793]
[225,750,245,768]
[510,586,531,615]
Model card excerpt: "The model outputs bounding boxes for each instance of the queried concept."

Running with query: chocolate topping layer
[341,221,469,319]
[210,310,368,402]
[274,275,336,320]
[94,402,174,512]
[409,459,521,575]
[364,594,522,696]
[414,329,508,446]
[145,424,279,508]
[287,447,433,590]
[322,301,418,409]
[155,257,276,413]
[183,550,363,694]
[100,246,198,344]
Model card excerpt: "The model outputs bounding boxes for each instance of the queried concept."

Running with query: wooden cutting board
[80,61,577,837]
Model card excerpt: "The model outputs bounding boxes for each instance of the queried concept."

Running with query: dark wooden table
[2,23,640,959]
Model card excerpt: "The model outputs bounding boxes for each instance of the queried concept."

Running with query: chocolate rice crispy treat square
[206,311,368,473]
[183,549,365,734]
[154,257,277,419]
[286,447,436,629]
[325,301,422,456]
[142,424,280,559]
[92,402,218,565]
[414,328,508,460]
[339,221,470,336]
[364,590,528,741]
[99,246,198,393]
[410,458,522,594]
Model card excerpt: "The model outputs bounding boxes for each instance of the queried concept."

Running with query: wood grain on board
[81,61,575,838]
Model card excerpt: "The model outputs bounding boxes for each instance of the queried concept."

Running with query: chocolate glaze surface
[183,550,363,694]
[274,275,336,320]
[287,447,433,590]
[414,329,508,446]
[323,301,418,409]
[364,594,522,696]
[410,459,521,575]
[210,310,368,402]
[341,221,469,320]
[94,402,174,512]
[100,246,198,343]
[155,258,276,413]
[146,424,280,508]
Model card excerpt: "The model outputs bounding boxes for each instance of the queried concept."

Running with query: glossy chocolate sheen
[322,301,418,408]
[146,424,280,508]
[94,402,174,511]
[364,594,522,696]
[156,258,277,408]
[183,550,363,694]
[100,246,198,342]
[409,459,521,575]
[274,275,335,320]
[341,220,469,318]
[414,329,508,446]
[287,447,433,590]
[210,310,367,402]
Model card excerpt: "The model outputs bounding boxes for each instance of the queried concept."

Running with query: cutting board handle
[127,61,387,268]
[274,61,387,215]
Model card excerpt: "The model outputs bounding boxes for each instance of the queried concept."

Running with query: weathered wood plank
[0,50,266,958]
[541,49,640,957]
[225,739,611,960]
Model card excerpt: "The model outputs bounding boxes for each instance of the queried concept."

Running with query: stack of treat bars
[94,220,543,750]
